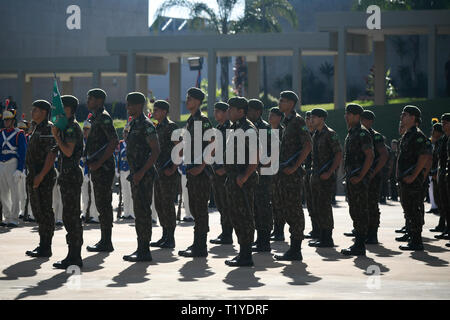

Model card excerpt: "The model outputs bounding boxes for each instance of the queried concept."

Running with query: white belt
[0,157,17,164]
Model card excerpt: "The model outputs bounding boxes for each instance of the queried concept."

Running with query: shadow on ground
[0,258,49,281]
[178,258,215,282]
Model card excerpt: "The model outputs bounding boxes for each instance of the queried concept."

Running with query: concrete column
[247,57,260,99]
[62,78,74,95]
[22,78,33,118]
[169,59,181,122]
[336,27,347,109]
[374,40,386,106]
[292,47,303,110]
[428,25,437,99]
[207,49,217,118]
[334,55,339,108]
[127,50,136,93]
[92,70,101,88]
[16,71,25,116]
[137,75,148,96]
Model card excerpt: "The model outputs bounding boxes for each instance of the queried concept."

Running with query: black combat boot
[210,226,233,244]
[225,244,254,267]
[123,239,153,262]
[274,239,303,261]
[53,244,83,269]
[365,227,379,245]
[341,234,366,256]
[310,229,334,248]
[399,232,424,251]
[304,222,320,239]
[252,230,271,252]
[26,235,52,258]
[434,227,450,240]
[160,227,175,248]
[86,228,114,252]
[178,231,208,257]
[395,233,410,242]
[270,224,285,241]
[343,229,356,237]
[150,227,167,247]
[445,242,450,247]
[395,226,407,233]
[430,217,446,232]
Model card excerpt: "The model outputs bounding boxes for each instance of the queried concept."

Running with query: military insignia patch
[301,126,308,131]
[203,122,211,129]
[66,128,73,134]
[360,132,366,137]
[374,135,382,140]
[417,137,423,142]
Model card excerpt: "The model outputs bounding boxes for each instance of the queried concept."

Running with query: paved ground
[0,195,449,300]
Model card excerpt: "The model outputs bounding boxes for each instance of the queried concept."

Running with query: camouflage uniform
[154,117,180,232]
[310,125,342,231]
[278,111,311,242]
[344,123,373,238]
[303,132,316,235]
[53,117,84,249]
[127,113,158,244]
[225,116,258,246]
[397,126,432,235]
[271,125,285,233]
[84,107,118,232]
[437,135,449,231]
[26,119,56,244]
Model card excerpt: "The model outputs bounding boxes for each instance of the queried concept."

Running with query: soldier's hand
[216,168,226,176]
[349,176,361,185]
[283,166,297,175]
[164,167,175,176]
[320,171,331,180]
[236,174,247,188]
[33,174,44,189]
[187,166,202,176]
[133,170,145,185]
[402,175,415,184]
[51,125,60,139]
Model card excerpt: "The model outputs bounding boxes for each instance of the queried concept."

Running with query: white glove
[115,170,120,178]
[83,174,90,183]
[13,170,26,183]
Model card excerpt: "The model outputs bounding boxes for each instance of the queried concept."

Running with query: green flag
[51,77,67,130]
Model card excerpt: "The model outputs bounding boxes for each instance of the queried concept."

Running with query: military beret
[305,111,311,117]
[248,99,264,111]
[441,113,450,122]
[270,107,283,117]
[214,102,229,112]
[87,88,107,100]
[187,87,205,102]
[126,92,146,105]
[345,103,364,115]
[228,96,248,111]
[432,123,443,133]
[361,110,375,121]
[280,91,299,104]
[311,108,328,119]
[61,95,79,111]
[402,105,421,118]
[32,100,51,112]
[153,100,170,111]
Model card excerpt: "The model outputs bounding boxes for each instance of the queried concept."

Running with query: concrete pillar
[336,27,347,109]
[428,25,437,99]
[169,59,181,122]
[16,71,25,116]
[22,78,33,118]
[247,57,260,99]
[334,55,339,108]
[374,40,386,106]
[62,78,74,95]
[292,47,303,110]
[127,50,136,93]
[92,70,101,88]
[207,49,217,118]
[137,75,148,96]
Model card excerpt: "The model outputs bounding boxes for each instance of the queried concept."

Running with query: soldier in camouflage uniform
[150,100,180,249]
[443,113,450,247]
[224,97,259,267]
[25,100,57,258]
[84,89,119,253]
[210,102,234,245]
[429,123,445,233]
[274,91,312,261]
[51,95,84,269]
[247,99,273,252]
[308,108,342,248]
[341,104,374,256]
[396,106,432,251]
[123,92,160,262]
[360,110,389,244]
[178,88,213,258]
[268,107,285,242]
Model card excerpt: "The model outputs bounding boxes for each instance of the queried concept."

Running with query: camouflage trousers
[346,177,369,238]
[212,173,232,231]
[59,167,83,248]
[303,172,317,230]
[368,174,382,230]
[271,174,285,227]
[310,174,335,230]
[131,170,155,243]
[278,172,305,241]
[225,173,257,246]
[90,165,115,231]
[187,171,211,234]
[400,176,425,234]
[437,175,450,225]
[154,171,180,230]
[254,175,273,233]
[27,170,56,240]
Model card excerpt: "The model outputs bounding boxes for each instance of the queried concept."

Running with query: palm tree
[235,0,298,101]
[155,0,242,102]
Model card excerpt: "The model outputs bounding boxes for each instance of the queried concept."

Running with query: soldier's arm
[358,148,374,180]
[34,152,57,188]
[93,116,119,168]
[326,132,343,176]
[293,123,312,170]
[138,137,160,176]
[52,126,76,158]
[371,140,389,177]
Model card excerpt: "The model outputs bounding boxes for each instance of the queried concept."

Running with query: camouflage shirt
[252,117,272,157]
[437,135,448,177]
[127,112,158,174]
[52,117,83,174]
[84,106,118,169]
[185,109,212,164]
[312,124,342,176]
[155,117,178,170]
[397,126,431,178]
[26,119,56,176]
[215,119,232,167]
[280,111,311,164]
[431,137,443,175]
[304,131,314,173]
[344,122,373,174]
